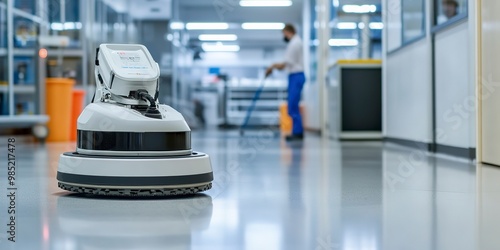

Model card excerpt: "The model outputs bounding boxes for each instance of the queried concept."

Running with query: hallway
[1,131,497,249]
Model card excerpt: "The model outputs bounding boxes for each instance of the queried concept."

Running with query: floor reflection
[382,145,476,250]
[283,142,306,249]
[479,164,500,250]
[54,194,213,250]
[4,132,500,250]
[340,142,383,250]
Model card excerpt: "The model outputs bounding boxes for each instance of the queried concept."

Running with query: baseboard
[483,162,500,168]
[384,137,476,160]
[435,144,476,160]
[384,137,433,151]
[339,131,382,140]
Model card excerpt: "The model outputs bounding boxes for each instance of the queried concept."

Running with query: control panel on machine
[93,44,162,119]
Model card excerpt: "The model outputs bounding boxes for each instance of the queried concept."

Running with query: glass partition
[0,5,7,115]
[402,0,425,43]
[0,3,6,47]
[386,0,402,52]
[386,0,426,52]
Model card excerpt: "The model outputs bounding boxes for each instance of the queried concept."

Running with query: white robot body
[56,44,213,196]
[97,44,159,97]
[78,103,189,132]
[75,103,193,156]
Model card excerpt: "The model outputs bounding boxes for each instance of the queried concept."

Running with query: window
[0,5,5,48]
[386,0,402,51]
[434,0,468,26]
[402,0,425,42]
[386,0,426,52]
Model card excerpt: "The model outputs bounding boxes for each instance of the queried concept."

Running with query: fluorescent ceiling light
[199,34,238,41]
[202,42,240,52]
[332,0,340,7]
[170,22,185,30]
[358,22,365,29]
[241,22,285,30]
[51,22,82,30]
[186,23,229,30]
[328,39,359,47]
[240,0,292,7]
[51,23,63,30]
[342,4,377,13]
[336,22,357,29]
[369,22,384,29]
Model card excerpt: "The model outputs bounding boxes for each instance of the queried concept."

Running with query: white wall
[303,81,321,129]
[384,39,433,143]
[481,0,500,165]
[435,22,474,148]
[383,0,434,144]
[383,0,476,150]
[193,49,285,68]
[177,48,288,81]
[468,0,477,151]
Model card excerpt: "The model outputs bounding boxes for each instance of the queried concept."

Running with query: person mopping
[266,23,306,141]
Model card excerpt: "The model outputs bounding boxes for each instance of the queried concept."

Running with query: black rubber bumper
[57,171,214,187]
[77,130,191,152]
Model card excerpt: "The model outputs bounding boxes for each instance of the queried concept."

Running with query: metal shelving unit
[0,0,48,128]
[226,83,287,126]
[0,0,88,132]
[0,84,34,93]
[0,2,7,118]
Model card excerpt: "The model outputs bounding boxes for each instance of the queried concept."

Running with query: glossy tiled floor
[1,130,500,250]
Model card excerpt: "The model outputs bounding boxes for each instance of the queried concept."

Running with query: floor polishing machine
[57,44,213,196]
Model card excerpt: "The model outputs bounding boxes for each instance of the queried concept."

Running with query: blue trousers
[288,72,305,135]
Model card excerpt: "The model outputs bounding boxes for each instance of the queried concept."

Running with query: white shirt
[284,35,304,73]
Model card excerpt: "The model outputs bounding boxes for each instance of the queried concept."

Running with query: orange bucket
[46,78,75,142]
[279,102,305,134]
[280,103,293,133]
[70,89,85,141]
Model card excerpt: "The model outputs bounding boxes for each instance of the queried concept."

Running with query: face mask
[283,36,290,43]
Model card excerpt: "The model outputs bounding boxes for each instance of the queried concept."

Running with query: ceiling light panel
[241,22,285,30]
[240,0,293,7]
[186,23,229,30]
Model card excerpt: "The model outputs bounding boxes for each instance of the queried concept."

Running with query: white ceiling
[176,0,303,48]
[175,0,380,49]
[176,0,304,23]
[102,0,381,49]
[103,0,381,21]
